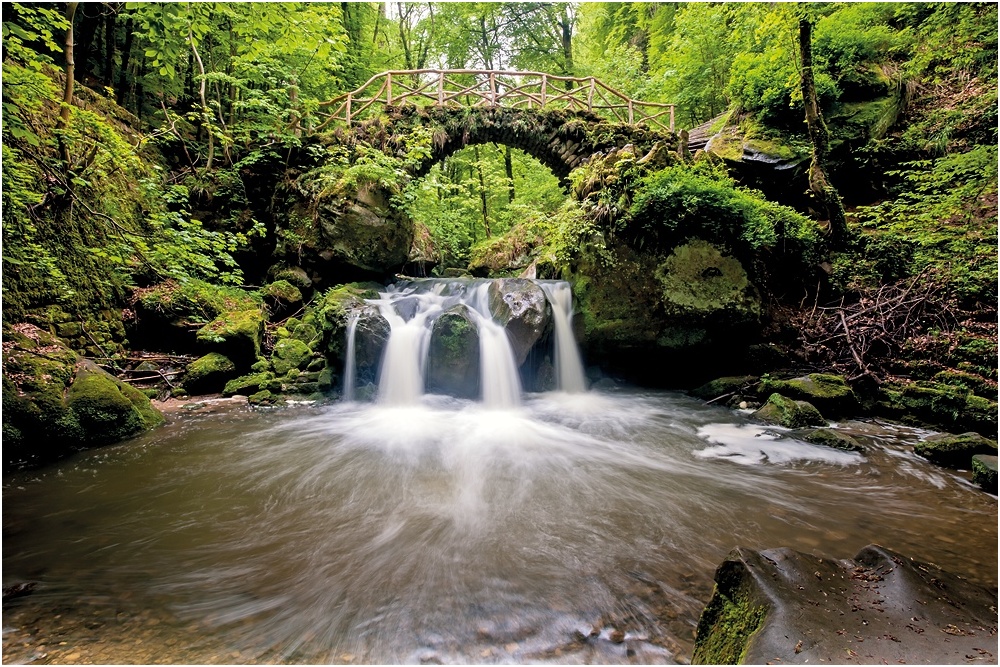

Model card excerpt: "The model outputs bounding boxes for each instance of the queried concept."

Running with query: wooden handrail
[313,69,676,133]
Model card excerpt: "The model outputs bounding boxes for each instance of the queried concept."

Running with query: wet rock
[427,306,480,399]
[195,309,264,367]
[759,373,858,418]
[2,582,36,601]
[751,393,826,429]
[914,432,998,469]
[693,544,999,665]
[971,455,998,493]
[487,278,549,366]
[882,381,997,436]
[790,427,863,452]
[271,338,313,376]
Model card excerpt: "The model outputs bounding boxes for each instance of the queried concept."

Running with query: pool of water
[3,389,996,664]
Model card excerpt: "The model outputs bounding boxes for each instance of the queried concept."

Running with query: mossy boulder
[222,372,282,397]
[3,326,163,470]
[655,240,761,325]
[751,393,826,429]
[261,280,303,319]
[971,455,998,493]
[883,381,998,435]
[759,373,858,418]
[913,432,998,469]
[196,308,264,367]
[182,353,238,395]
[427,306,480,399]
[690,375,759,400]
[272,338,313,376]
[67,361,164,442]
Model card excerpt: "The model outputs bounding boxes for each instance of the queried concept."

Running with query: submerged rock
[790,427,863,452]
[693,544,999,665]
[488,278,549,366]
[914,432,998,469]
[751,393,826,429]
[427,306,480,399]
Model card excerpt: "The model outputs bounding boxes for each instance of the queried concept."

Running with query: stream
[3,390,997,664]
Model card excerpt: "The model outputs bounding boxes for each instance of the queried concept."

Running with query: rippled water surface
[3,390,997,664]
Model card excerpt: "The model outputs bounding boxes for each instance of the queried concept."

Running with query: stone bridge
[308,69,682,179]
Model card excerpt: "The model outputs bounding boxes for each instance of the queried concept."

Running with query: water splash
[469,282,522,409]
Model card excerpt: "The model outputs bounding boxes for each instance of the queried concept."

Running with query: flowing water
[3,280,997,664]
[539,282,587,393]
[342,312,360,402]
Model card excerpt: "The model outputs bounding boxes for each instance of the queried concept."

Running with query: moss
[797,428,862,452]
[248,389,285,406]
[272,338,312,376]
[317,366,335,390]
[272,266,312,288]
[66,363,155,444]
[119,380,166,430]
[931,369,996,397]
[261,280,303,305]
[913,432,997,469]
[655,240,759,318]
[222,372,281,397]
[752,393,826,428]
[182,352,238,395]
[884,382,998,435]
[692,584,767,665]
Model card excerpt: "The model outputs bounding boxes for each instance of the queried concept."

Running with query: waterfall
[540,282,587,393]
[470,283,522,409]
[343,311,360,401]
[361,278,586,408]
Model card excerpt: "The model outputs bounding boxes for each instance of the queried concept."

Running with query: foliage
[845,145,998,303]
[626,162,821,258]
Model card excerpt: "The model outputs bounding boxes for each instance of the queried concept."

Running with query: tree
[798,15,849,246]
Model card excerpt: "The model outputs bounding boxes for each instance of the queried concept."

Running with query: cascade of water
[343,311,360,401]
[540,282,587,393]
[372,286,446,406]
[470,282,523,409]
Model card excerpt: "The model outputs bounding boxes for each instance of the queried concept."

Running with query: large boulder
[3,325,163,470]
[182,352,238,395]
[487,278,548,366]
[426,306,480,399]
[280,186,414,286]
[971,455,998,493]
[693,544,998,665]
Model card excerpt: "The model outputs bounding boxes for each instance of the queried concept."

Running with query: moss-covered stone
[759,373,858,418]
[222,371,281,397]
[690,375,760,400]
[693,560,767,665]
[248,389,284,406]
[971,455,998,493]
[272,338,312,376]
[883,382,998,435]
[261,279,303,319]
[752,393,826,428]
[182,352,238,395]
[66,361,162,444]
[427,306,480,398]
[655,240,761,322]
[196,308,264,366]
[317,366,335,390]
[913,432,998,469]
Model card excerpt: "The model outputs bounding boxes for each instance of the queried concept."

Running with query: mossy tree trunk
[798,17,849,247]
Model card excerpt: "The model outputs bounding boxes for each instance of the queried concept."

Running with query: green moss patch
[914,432,997,469]
[182,353,238,395]
[752,393,827,429]
[759,374,858,418]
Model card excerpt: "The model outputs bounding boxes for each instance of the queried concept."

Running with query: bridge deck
[311,69,676,134]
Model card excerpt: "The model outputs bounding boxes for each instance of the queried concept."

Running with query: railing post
[489,72,496,107]
[587,77,595,111]
[541,74,547,108]
[669,105,675,133]
[628,100,634,125]
[346,93,352,126]
[437,71,444,105]
[387,72,393,105]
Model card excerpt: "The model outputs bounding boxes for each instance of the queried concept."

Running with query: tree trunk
[798,17,849,246]
[473,145,491,238]
[504,145,515,204]
[58,2,79,168]
[189,27,213,169]
[103,6,116,86]
[116,17,133,107]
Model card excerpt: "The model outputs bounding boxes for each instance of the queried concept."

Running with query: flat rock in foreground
[693,544,998,664]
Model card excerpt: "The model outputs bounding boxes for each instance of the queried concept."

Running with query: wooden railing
[313,69,676,133]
